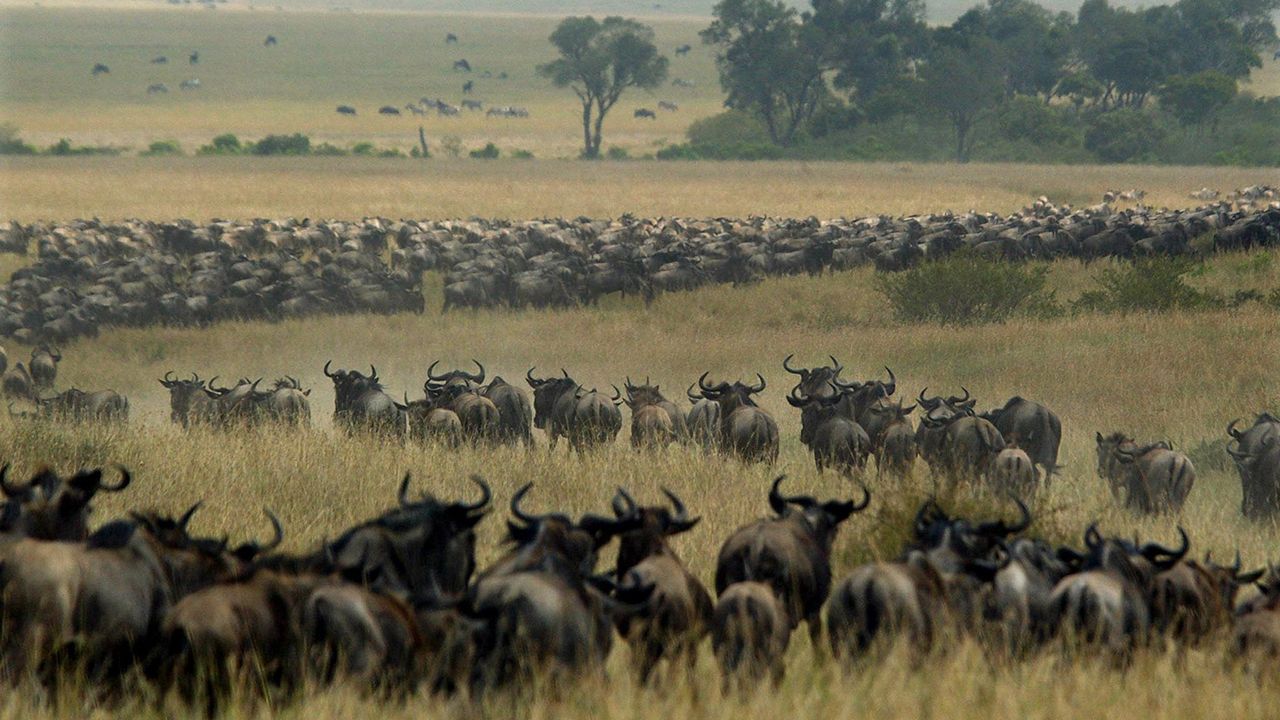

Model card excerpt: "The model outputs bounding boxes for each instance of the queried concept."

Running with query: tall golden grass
[0,255,1276,716]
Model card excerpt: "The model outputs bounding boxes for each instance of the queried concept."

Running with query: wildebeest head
[622,377,669,409]
[917,386,975,427]
[786,387,843,445]
[831,367,897,415]
[908,496,1030,575]
[0,464,131,541]
[766,475,870,543]
[325,361,385,409]
[697,372,766,415]
[610,487,700,578]
[159,371,208,417]
[1059,523,1190,590]
[499,483,643,581]
[427,359,485,398]
[526,367,579,429]
[782,354,844,400]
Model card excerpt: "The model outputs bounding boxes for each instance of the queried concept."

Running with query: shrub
[995,96,1078,146]
[606,146,629,160]
[873,253,1059,325]
[1072,258,1223,314]
[351,142,376,156]
[440,135,463,158]
[312,142,348,156]
[1085,109,1166,163]
[0,124,37,155]
[511,149,535,159]
[249,133,310,156]
[45,138,123,156]
[469,142,500,159]
[376,148,405,158]
[198,133,243,155]
[141,140,182,156]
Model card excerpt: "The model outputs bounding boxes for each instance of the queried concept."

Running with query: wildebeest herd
[3,201,1280,343]
[3,459,1280,711]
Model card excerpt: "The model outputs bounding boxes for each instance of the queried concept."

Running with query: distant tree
[1084,108,1166,161]
[921,37,1003,162]
[1075,0,1169,108]
[539,16,669,159]
[953,0,1073,100]
[701,0,829,146]
[810,0,928,103]
[1159,70,1237,130]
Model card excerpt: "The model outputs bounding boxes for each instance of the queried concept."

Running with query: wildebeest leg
[807,615,824,656]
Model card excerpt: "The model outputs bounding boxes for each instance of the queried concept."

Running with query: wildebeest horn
[625,376,634,391]
[0,464,24,498]
[882,367,896,397]
[611,487,637,519]
[1083,522,1102,551]
[783,354,803,375]
[561,368,570,379]
[161,370,176,386]
[1140,526,1189,564]
[698,371,714,392]
[830,355,842,375]
[767,475,789,515]
[510,483,538,524]
[101,465,131,493]
[466,359,485,383]
[978,496,1031,536]
[178,500,203,531]
[427,360,445,381]
[398,472,414,506]
[851,483,872,512]
[609,385,622,404]
[459,475,492,514]
[1228,418,1243,440]
[918,387,930,405]
[368,365,378,381]
[748,373,766,393]
[260,508,284,551]
[323,360,336,378]
[949,387,971,404]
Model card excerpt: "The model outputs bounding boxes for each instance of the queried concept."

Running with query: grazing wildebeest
[264,35,278,46]
[634,108,656,119]
[445,32,458,43]
[526,368,623,452]
[695,373,779,464]
[713,581,790,692]
[336,105,357,115]
[461,99,482,111]
[324,362,405,435]
[29,345,60,390]
[147,83,169,94]
[658,100,678,112]
[675,44,692,55]
[1096,432,1195,514]
[979,396,1062,479]
[92,63,110,76]
[189,50,199,64]
[1227,413,1280,518]
[453,58,471,72]
[34,388,129,423]
[462,80,473,94]
[378,105,400,115]
[715,476,870,644]
[608,488,711,684]
[151,55,168,64]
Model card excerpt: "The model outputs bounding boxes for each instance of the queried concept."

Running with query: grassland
[0,252,1276,716]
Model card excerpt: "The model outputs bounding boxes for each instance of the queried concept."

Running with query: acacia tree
[539,16,668,159]
[921,37,1003,162]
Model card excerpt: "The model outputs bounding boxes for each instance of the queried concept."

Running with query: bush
[469,142,500,159]
[996,96,1078,146]
[873,253,1059,325]
[1085,109,1166,163]
[45,138,123,156]
[198,133,243,155]
[249,133,310,156]
[511,149,535,159]
[606,146,629,160]
[140,140,182,156]
[376,148,405,158]
[312,142,348,156]
[351,142,376,156]
[0,124,37,155]
[440,135,463,158]
[1072,258,1223,314]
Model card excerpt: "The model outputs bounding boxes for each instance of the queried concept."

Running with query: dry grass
[0,256,1278,716]
[5,156,1280,220]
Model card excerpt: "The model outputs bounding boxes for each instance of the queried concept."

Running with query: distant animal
[634,108,657,119]
[672,78,694,88]
[91,63,110,76]
[189,50,199,64]
[486,105,528,118]
[675,44,691,55]
[463,80,473,94]
[453,59,471,72]
[1190,188,1220,201]
[146,83,169,94]
[498,71,508,79]
[151,55,168,64]
[445,32,458,43]
[378,105,401,115]
[1274,49,1280,60]
[1120,189,1147,202]
[437,103,460,116]
[405,103,426,116]
[658,100,678,112]
[179,78,201,90]
[264,34,278,46]
[336,105,357,115]
[461,99,483,111]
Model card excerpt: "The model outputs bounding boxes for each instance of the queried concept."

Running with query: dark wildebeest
[782,354,844,401]
[481,376,533,446]
[427,361,499,443]
[403,393,463,447]
[608,488,711,684]
[189,50,199,64]
[526,368,623,452]
[623,377,687,449]
[445,32,458,43]
[715,476,870,645]
[264,35,278,46]
[0,465,131,542]
[462,80,474,94]
[1230,568,1280,667]
[2,363,33,400]
[453,58,471,72]
[29,345,61,390]
[634,108,656,119]
[675,44,691,55]
[685,383,721,449]
[1227,413,1280,518]
[1096,432,1195,514]
[829,367,898,448]
[92,63,110,76]
[159,371,217,427]
[979,396,1062,480]
[324,362,405,435]
[786,387,871,476]
[914,387,976,468]
[34,388,129,423]
[713,581,790,692]
[1153,551,1262,646]
[1048,524,1189,655]
[151,55,168,64]
[336,105,357,116]
[378,105,401,115]
[265,376,311,426]
[695,373,779,464]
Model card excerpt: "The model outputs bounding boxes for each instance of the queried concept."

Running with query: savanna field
[6,2,1280,719]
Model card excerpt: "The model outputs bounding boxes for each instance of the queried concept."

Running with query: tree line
[543,0,1280,163]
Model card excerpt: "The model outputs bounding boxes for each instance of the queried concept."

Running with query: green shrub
[45,138,123,156]
[351,142,375,156]
[440,135,463,158]
[312,142,348,156]
[249,133,310,156]
[0,124,37,155]
[141,139,182,156]
[198,133,243,155]
[873,253,1059,325]
[469,142,500,159]
[510,149,535,159]
[376,148,405,158]
[1073,258,1223,314]
[606,146,630,160]
[1085,109,1166,163]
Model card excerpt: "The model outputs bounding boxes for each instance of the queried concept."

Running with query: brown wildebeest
[696,372,779,463]
[713,581,790,692]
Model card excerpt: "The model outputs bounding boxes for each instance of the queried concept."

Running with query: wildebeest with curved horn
[0,465,131,542]
[1227,413,1280,518]
[526,368,622,452]
[34,388,129,423]
[159,371,217,427]
[324,361,405,436]
[265,376,311,426]
[481,376,533,446]
[625,376,688,444]
[623,377,684,449]
[782,354,844,401]
[29,345,61,390]
[685,382,721,449]
[786,386,871,476]
[914,387,976,468]
[696,372,779,464]
[715,476,870,644]
[1096,432,1195,514]
[979,396,1062,480]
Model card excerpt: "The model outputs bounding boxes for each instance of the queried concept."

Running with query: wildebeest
[825,554,947,663]
[1153,552,1262,645]
[2,362,33,400]
[979,396,1062,479]
[324,361,405,435]
[33,388,129,422]
[264,35,278,46]
[481,376,533,446]
[715,476,870,643]
[634,108,657,119]
[713,581,790,692]
[151,55,168,64]
[685,383,721,449]
[378,105,401,115]
[786,387,871,476]
[675,44,691,55]
[695,373,779,463]
[1228,413,1280,518]
[189,50,199,64]
[782,354,844,401]
[462,80,473,94]
[336,105,357,116]
[989,442,1036,495]
[265,376,311,425]
[608,488,711,684]
[159,371,217,427]
[147,83,169,94]
[29,345,60,390]
[1230,568,1280,666]
[915,387,976,468]
[1096,432,1195,514]
[427,361,500,443]
[92,63,110,76]
[179,78,201,90]
[0,465,131,542]
[623,377,687,449]
[658,100,678,112]
[453,59,471,72]
[445,32,458,43]
[526,368,623,452]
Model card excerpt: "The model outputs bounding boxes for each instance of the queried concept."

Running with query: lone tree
[539,16,669,159]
